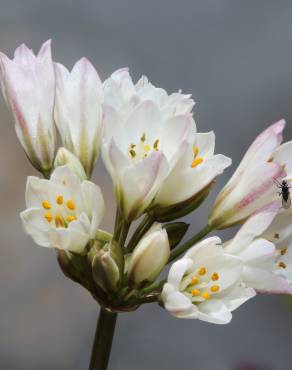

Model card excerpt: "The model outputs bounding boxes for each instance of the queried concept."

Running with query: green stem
[142,280,166,295]
[168,224,213,263]
[126,214,154,253]
[118,220,130,247]
[89,308,117,370]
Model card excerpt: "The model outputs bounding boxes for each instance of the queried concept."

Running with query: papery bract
[0,40,56,173]
[20,165,104,253]
[54,58,103,178]
[208,120,289,229]
[161,237,255,324]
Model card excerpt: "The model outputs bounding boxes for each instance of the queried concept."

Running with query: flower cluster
[2,41,292,325]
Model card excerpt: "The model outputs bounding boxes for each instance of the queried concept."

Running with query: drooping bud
[91,240,123,294]
[127,224,170,286]
[54,147,87,180]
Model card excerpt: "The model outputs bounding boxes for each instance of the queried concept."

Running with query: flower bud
[54,147,87,181]
[91,240,123,293]
[128,224,170,285]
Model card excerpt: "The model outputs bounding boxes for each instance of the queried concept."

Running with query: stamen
[198,267,206,276]
[55,215,65,228]
[44,212,53,223]
[281,248,287,256]
[201,292,210,300]
[192,289,200,296]
[193,145,199,157]
[42,201,51,210]
[278,261,287,269]
[191,157,204,168]
[130,144,136,149]
[67,215,76,223]
[210,285,220,293]
[144,144,151,152]
[191,277,199,285]
[153,139,159,150]
[67,200,76,210]
[129,149,136,158]
[140,133,146,142]
[211,272,219,281]
[56,195,63,205]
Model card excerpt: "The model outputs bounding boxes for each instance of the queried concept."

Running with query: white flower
[103,68,194,121]
[208,120,290,229]
[224,204,292,294]
[20,166,104,253]
[161,237,255,324]
[102,70,195,221]
[261,209,292,284]
[151,131,231,209]
[127,224,170,285]
[0,40,56,173]
[54,58,103,177]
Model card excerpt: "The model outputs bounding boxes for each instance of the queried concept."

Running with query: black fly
[274,178,291,209]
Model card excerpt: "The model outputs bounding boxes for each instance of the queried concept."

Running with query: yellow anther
[144,144,151,152]
[56,195,63,205]
[191,276,199,285]
[193,145,199,157]
[201,292,210,300]
[211,285,220,293]
[67,215,76,223]
[55,215,65,228]
[281,248,287,256]
[278,261,287,269]
[191,157,204,168]
[67,200,76,210]
[130,144,136,148]
[42,201,51,210]
[44,212,53,223]
[153,139,159,150]
[129,149,136,158]
[191,289,200,296]
[198,267,206,276]
[211,272,219,281]
[140,133,146,142]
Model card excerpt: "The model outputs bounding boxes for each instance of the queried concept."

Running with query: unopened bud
[128,224,170,285]
[54,147,87,181]
[91,240,123,293]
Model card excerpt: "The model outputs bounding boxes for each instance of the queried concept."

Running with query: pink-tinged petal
[272,140,292,179]
[54,57,103,177]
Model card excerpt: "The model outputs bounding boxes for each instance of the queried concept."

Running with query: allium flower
[20,166,104,253]
[103,68,194,120]
[151,131,231,211]
[208,120,290,229]
[54,58,103,178]
[224,204,292,293]
[0,40,56,173]
[102,70,195,220]
[261,209,292,283]
[127,223,170,285]
[161,237,255,324]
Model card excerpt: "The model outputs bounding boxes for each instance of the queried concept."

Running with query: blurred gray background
[0,1,292,369]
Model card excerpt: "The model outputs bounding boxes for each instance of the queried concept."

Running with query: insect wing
[282,195,291,209]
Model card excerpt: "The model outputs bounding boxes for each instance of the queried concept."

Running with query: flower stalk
[89,308,118,370]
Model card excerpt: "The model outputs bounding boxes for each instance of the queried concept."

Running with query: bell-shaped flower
[103,68,194,121]
[20,165,104,253]
[208,120,290,229]
[127,224,170,285]
[150,131,231,216]
[54,147,87,181]
[54,58,103,178]
[161,237,255,324]
[102,79,195,220]
[0,40,56,173]
[224,204,292,294]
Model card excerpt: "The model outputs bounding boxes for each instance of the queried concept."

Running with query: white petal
[20,208,51,247]
[167,258,193,289]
